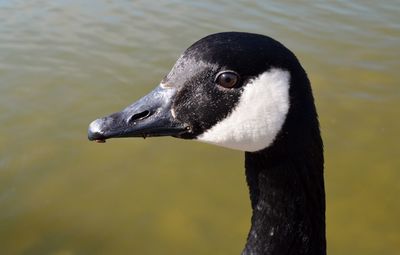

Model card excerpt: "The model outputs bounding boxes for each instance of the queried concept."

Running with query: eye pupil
[216,71,238,88]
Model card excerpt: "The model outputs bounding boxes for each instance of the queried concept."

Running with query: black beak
[88,86,188,141]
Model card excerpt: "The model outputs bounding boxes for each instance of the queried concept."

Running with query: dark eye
[215,71,239,88]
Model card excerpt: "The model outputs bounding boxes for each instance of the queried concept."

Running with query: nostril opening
[128,110,151,124]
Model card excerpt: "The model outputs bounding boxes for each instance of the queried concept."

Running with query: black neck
[242,144,326,255]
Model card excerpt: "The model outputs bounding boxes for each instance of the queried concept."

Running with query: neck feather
[242,138,325,255]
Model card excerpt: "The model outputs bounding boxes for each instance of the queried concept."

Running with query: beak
[88,86,188,141]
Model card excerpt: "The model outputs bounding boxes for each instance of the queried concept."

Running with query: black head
[88,32,318,153]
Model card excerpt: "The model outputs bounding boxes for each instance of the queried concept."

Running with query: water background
[1,1,399,254]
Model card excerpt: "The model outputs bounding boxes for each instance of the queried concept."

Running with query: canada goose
[88,32,325,255]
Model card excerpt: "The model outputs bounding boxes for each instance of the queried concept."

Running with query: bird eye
[215,71,239,88]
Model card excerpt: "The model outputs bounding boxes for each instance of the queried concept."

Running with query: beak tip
[88,118,105,141]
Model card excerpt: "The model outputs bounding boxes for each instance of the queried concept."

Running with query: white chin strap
[197,68,290,152]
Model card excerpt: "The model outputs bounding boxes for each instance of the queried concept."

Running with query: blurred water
[0,1,399,254]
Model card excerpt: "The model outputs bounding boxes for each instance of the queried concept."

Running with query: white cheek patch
[197,68,290,152]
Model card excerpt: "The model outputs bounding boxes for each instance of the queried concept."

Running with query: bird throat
[242,147,326,255]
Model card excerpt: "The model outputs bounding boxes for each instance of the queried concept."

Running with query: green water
[1,1,399,254]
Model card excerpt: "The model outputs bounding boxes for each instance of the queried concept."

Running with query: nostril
[128,110,151,124]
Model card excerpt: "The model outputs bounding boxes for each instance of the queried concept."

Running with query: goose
[88,32,325,255]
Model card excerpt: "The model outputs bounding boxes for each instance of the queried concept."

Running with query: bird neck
[242,146,326,255]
